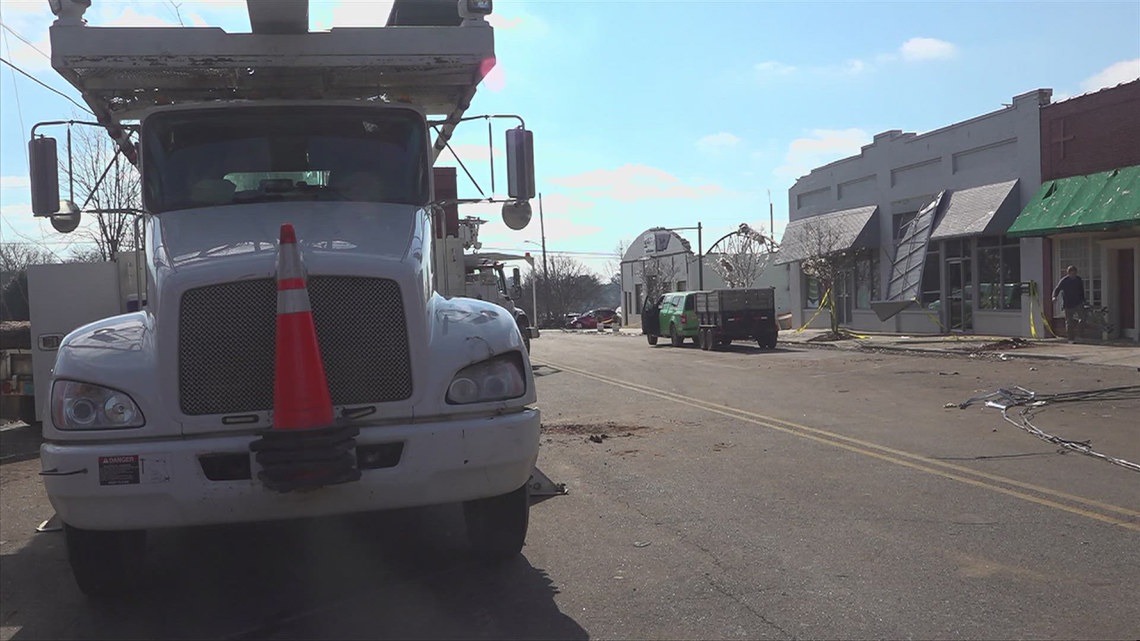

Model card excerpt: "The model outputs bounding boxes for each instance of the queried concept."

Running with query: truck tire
[464,483,529,559]
[646,334,658,346]
[669,324,683,347]
[64,524,146,597]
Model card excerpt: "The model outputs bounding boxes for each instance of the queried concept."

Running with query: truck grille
[179,276,412,416]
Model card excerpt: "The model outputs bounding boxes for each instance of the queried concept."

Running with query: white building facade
[779,89,1053,337]
[620,227,790,327]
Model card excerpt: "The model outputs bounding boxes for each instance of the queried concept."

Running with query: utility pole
[539,192,549,324]
[768,189,774,241]
[697,221,703,290]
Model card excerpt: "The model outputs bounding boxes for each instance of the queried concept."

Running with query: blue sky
[2,0,1138,275]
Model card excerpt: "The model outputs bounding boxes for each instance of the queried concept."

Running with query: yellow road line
[537,359,1140,531]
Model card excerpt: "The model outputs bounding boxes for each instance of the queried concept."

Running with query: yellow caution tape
[1027,281,1057,339]
[795,288,830,333]
[1028,282,1038,339]
[917,298,947,333]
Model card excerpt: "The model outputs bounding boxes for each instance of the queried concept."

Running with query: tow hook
[250,424,362,493]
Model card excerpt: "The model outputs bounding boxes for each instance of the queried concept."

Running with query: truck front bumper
[40,409,540,530]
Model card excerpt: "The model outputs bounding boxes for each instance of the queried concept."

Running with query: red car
[569,308,621,329]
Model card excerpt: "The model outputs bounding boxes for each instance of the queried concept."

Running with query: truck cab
[28,0,541,597]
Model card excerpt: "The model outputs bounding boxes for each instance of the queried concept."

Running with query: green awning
[1007,164,1140,237]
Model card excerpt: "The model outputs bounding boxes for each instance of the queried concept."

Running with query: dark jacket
[1053,274,1085,309]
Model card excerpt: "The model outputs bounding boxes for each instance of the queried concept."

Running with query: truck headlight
[446,353,526,404]
[52,380,144,430]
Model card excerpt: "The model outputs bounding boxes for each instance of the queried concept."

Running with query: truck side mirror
[505,127,535,200]
[50,200,82,233]
[501,199,531,230]
[511,267,521,286]
[29,136,61,215]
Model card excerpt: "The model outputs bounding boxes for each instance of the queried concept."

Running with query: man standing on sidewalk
[1052,265,1086,343]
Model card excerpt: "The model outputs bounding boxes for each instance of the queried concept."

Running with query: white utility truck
[453,212,538,353]
[28,0,542,596]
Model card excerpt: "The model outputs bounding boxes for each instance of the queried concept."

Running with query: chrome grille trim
[179,276,412,415]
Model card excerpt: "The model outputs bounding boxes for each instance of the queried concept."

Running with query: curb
[778,339,1076,362]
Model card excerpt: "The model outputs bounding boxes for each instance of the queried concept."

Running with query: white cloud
[436,144,501,165]
[1,176,31,191]
[548,165,724,201]
[899,37,957,62]
[843,59,868,75]
[774,128,871,180]
[696,132,741,153]
[1079,59,1140,93]
[755,61,797,77]
[0,22,53,71]
[487,14,524,30]
[463,193,602,246]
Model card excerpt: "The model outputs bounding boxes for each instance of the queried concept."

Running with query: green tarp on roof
[1007,165,1140,237]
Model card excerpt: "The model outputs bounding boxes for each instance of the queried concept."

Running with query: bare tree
[68,127,142,261]
[0,243,57,321]
[791,217,860,337]
[637,253,681,305]
[520,255,603,326]
[66,246,105,263]
[712,224,775,288]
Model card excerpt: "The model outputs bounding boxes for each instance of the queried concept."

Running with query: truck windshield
[142,106,429,212]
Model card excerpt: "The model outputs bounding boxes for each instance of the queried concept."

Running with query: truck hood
[157,202,416,267]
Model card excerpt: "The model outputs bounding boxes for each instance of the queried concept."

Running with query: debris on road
[958,385,1140,472]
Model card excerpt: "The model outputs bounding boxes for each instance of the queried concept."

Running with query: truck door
[641,295,662,335]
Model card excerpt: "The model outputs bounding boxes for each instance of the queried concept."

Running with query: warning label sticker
[98,455,140,486]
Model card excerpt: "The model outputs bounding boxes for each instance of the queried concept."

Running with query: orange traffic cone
[272,223,334,430]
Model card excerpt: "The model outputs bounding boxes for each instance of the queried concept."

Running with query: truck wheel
[464,483,529,560]
[64,524,146,597]
[670,324,683,347]
[646,334,658,346]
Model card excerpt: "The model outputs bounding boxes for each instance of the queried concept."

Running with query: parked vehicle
[27,0,541,597]
[695,288,779,350]
[569,308,620,329]
[642,291,703,346]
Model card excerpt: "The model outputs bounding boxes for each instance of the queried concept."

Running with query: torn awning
[775,205,878,265]
[1006,165,1140,237]
[929,179,1019,240]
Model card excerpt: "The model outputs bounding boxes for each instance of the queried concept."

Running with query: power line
[1,29,27,164]
[480,246,619,259]
[0,55,91,115]
[0,22,51,61]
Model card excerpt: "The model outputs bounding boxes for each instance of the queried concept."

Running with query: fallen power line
[958,385,1140,473]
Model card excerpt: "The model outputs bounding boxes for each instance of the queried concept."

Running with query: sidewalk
[612,326,1140,369]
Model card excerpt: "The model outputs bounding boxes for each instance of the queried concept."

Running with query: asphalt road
[2,332,1138,639]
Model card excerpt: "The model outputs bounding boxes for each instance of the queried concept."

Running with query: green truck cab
[641,291,704,347]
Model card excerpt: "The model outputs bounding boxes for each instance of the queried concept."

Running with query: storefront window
[1056,237,1103,306]
[920,250,940,307]
[804,276,821,308]
[977,236,1021,310]
[855,251,879,309]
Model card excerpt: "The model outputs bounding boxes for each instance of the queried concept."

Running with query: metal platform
[50,23,494,120]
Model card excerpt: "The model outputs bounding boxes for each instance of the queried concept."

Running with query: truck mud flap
[251,424,362,493]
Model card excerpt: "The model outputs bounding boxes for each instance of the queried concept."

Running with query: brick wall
[1040,80,1140,181]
